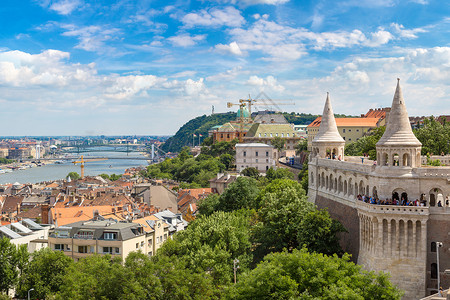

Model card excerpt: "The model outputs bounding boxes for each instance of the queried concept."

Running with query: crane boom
[72,155,108,179]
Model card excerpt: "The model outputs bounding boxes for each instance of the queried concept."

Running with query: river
[0,149,149,185]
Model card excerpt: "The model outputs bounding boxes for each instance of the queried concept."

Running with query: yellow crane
[72,155,108,179]
[227,95,295,142]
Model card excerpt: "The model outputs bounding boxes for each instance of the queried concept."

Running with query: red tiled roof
[307,117,380,128]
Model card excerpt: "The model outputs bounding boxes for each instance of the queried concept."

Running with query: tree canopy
[229,249,403,300]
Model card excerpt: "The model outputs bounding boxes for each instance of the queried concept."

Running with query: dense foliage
[99,173,122,181]
[415,117,450,155]
[229,249,403,300]
[66,171,80,181]
[160,112,236,153]
[0,158,14,165]
[142,147,228,187]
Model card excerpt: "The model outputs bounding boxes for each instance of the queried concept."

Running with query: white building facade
[235,143,277,173]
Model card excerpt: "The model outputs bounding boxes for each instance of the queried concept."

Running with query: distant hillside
[160,112,237,153]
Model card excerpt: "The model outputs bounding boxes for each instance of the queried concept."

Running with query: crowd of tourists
[356,194,426,206]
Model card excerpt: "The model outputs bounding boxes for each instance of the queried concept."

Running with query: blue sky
[0,0,449,135]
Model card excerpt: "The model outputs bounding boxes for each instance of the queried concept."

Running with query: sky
[0,0,449,136]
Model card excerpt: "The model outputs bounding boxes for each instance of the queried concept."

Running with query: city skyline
[0,0,449,135]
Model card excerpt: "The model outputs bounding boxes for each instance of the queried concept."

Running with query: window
[148,251,153,256]
[156,237,159,244]
[343,137,346,140]
[431,263,437,279]
[243,151,246,157]
[220,134,223,138]
[266,159,269,163]
[78,246,89,253]
[259,133,261,137]
[164,234,168,241]
[255,151,258,157]
[276,133,278,137]
[356,129,359,132]
[227,134,230,138]
[281,133,284,137]
[256,159,258,163]
[349,138,351,141]
[266,151,269,157]
[103,247,113,254]
[136,243,139,249]
[148,239,153,246]
[54,244,64,251]
[343,129,346,133]
[431,242,437,252]
[103,232,117,240]
[287,133,289,137]
[348,129,352,132]
[76,231,93,239]
[141,241,144,247]
[115,247,120,254]
[270,133,273,137]
[243,159,246,163]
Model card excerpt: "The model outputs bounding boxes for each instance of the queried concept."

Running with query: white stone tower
[376,79,422,168]
[311,93,345,160]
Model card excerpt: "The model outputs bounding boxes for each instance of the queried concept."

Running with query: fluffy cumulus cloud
[225,19,424,60]
[246,75,285,91]
[214,41,244,56]
[167,33,207,47]
[0,49,211,112]
[282,47,450,116]
[181,6,245,28]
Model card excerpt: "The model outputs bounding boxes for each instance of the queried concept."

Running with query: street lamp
[437,242,443,297]
[233,258,240,284]
[28,288,34,300]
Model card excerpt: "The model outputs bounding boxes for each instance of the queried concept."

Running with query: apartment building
[48,219,146,261]
[235,143,277,173]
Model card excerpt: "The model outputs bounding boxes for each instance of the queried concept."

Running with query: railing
[73,234,94,240]
[356,200,429,215]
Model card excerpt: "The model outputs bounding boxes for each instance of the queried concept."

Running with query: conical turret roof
[376,79,421,147]
[312,93,345,144]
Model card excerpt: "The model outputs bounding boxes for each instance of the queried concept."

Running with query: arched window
[431,263,437,279]
[431,242,437,253]
[403,153,410,167]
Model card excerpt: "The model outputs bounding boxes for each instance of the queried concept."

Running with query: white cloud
[246,75,285,91]
[390,23,427,39]
[208,0,289,6]
[167,33,206,47]
[41,0,83,15]
[60,24,121,52]
[214,41,244,56]
[181,7,244,28]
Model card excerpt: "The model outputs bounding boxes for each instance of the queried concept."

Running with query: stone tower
[376,79,422,168]
[311,93,345,160]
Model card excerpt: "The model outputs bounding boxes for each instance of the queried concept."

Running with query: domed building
[308,80,450,299]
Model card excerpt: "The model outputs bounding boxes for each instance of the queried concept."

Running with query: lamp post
[437,242,443,296]
[28,288,34,300]
[233,258,240,284]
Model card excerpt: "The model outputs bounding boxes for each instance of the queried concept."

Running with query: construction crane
[227,95,295,142]
[72,155,108,179]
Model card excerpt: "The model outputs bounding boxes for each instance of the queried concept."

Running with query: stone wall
[315,195,360,262]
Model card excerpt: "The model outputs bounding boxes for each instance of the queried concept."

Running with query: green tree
[197,193,220,216]
[265,167,294,182]
[57,255,142,300]
[216,177,260,211]
[254,180,313,259]
[219,153,235,170]
[19,248,73,299]
[99,173,110,180]
[298,162,309,192]
[297,209,346,256]
[0,238,23,293]
[414,117,450,155]
[67,172,80,181]
[294,139,308,155]
[240,167,260,179]
[109,174,121,181]
[157,210,253,286]
[270,137,286,156]
[229,249,403,300]
[344,127,385,160]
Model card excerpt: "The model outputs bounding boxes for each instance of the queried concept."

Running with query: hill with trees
[160,112,237,153]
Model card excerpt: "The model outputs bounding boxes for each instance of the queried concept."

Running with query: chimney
[16,203,21,214]
[41,204,49,224]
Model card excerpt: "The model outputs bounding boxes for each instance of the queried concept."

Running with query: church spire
[376,79,421,147]
[313,93,345,143]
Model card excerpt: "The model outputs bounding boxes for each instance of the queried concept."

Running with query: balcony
[356,200,429,216]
